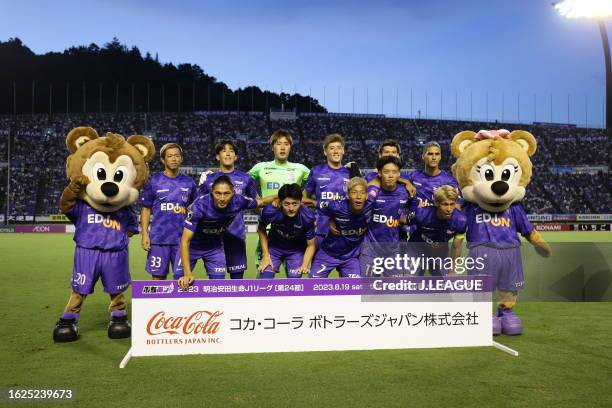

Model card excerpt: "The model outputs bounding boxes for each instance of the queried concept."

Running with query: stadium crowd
[0,112,610,220]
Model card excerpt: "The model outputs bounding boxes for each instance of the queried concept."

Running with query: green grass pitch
[0,232,611,407]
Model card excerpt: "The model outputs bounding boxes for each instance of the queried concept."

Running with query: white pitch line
[493,341,519,356]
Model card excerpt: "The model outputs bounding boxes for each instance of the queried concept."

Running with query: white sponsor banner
[130,278,492,358]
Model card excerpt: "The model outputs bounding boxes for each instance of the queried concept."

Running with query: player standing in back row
[303,133,360,246]
[248,129,310,197]
[199,140,259,279]
[140,143,198,280]
[408,141,459,209]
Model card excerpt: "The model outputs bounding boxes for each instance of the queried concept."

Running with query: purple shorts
[309,248,361,278]
[416,244,450,277]
[174,244,227,279]
[262,246,305,278]
[72,246,130,295]
[146,244,180,277]
[469,245,525,291]
[223,234,247,275]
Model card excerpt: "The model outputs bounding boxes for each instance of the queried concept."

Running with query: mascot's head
[451,129,536,213]
[65,127,155,212]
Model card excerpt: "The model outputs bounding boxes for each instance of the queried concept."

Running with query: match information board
[130,276,494,357]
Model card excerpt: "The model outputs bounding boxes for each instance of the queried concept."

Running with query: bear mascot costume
[451,129,552,336]
[53,127,154,342]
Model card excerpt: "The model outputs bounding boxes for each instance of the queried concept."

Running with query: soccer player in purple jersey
[359,156,413,276]
[364,140,412,183]
[364,139,416,241]
[407,141,460,209]
[303,134,360,244]
[258,183,316,278]
[199,140,260,279]
[140,143,197,280]
[177,176,276,289]
[309,177,379,278]
[407,185,467,276]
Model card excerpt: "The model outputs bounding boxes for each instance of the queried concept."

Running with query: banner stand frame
[120,348,132,369]
[119,342,518,368]
[492,341,519,356]
[120,277,513,368]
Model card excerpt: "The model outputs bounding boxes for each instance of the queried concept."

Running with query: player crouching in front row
[257,183,317,278]
[309,177,379,278]
[177,176,276,289]
[406,185,467,276]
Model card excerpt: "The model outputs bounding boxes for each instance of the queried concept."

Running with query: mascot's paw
[498,308,523,336]
[108,315,131,339]
[53,318,79,343]
[492,315,502,336]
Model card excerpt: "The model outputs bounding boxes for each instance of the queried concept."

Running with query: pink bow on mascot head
[474,129,511,140]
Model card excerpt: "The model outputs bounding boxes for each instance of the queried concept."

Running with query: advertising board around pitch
[126,276,497,364]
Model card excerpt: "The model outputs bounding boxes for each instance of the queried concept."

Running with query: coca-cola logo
[146,310,223,336]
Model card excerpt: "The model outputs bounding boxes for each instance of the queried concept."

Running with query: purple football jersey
[304,164,350,236]
[407,169,459,208]
[408,206,467,244]
[65,200,139,251]
[184,193,257,247]
[317,189,377,260]
[260,204,316,250]
[200,170,258,239]
[464,203,533,248]
[141,172,198,244]
[365,185,411,244]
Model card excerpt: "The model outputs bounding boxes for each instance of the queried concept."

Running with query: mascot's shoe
[498,308,523,336]
[108,315,131,339]
[492,315,502,336]
[53,317,79,343]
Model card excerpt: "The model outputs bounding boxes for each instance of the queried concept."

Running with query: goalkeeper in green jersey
[248,129,311,197]
[249,129,312,269]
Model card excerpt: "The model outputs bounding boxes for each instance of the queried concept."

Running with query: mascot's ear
[510,130,537,157]
[66,127,99,153]
[451,131,477,158]
[127,135,156,162]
